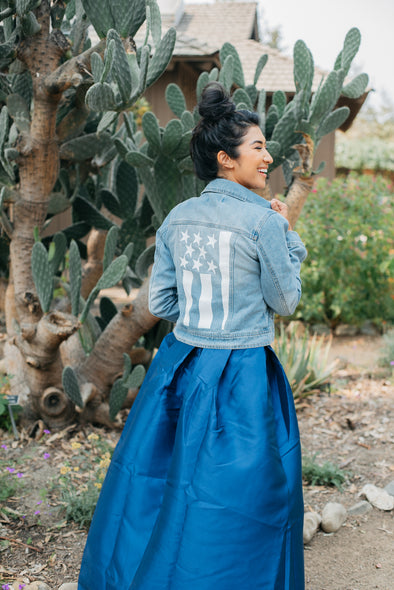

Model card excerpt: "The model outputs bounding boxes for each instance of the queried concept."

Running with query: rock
[286,321,306,338]
[360,321,380,336]
[347,500,373,516]
[303,511,321,544]
[334,324,359,337]
[310,323,331,336]
[360,484,394,511]
[321,502,347,533]
[24,583,51,590]
[58,584,78,590]
[333,356,348,370]
[384,480,394,497]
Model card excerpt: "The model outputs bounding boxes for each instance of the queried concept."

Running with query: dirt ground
[0,334,393,590]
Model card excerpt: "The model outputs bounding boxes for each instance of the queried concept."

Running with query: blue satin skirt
[78,333,304,589]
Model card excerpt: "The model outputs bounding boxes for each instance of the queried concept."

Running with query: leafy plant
[57,433,114,528]
[0,452,25,502]
[0,375,21,431]
[293,174,394,328]
[273,322,338,399]
[60,478,101,529]
[302,454,350,490]
[0,464,24,502]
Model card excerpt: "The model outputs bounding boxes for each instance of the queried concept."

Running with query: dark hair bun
[198,82,235,123]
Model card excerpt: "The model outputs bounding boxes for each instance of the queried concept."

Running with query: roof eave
[337,91,370,132]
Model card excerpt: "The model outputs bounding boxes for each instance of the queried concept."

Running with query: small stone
[310,323,331,336]
[334,324,359,337]
[321,502,347,533]
[333,356,348,370]
[360,321,380,336]
[360,484,394,511]
[286,321,306,338]
[24,583,51,590]
[384,480,394,497]
[347,500,373,516]
[303,511,321,544]
[58,584,78,590]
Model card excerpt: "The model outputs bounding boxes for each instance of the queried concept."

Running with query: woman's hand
[270,198,292,231]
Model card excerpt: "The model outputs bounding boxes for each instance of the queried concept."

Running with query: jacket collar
[202,178,271,208]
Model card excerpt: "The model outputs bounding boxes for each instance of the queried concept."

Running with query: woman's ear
[217,150,234,171]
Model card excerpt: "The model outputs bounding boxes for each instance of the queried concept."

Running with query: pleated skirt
[78,333,304,590]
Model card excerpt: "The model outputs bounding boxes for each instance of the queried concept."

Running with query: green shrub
[302,454,350,490]
[0,376,21,432]
[293,174,394,328]
[57,433,114,528]
[335,137,394,172]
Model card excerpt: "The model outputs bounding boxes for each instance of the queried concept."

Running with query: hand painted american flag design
[179,229,232,330]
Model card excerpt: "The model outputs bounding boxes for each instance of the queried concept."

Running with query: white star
[180,255,188,268]
[180,230,190,243]
[207,260,217,273]
[199,245,207,259]
[207,234,217,248]
[193,232,202,245]
[185,244,194,257]
[192,258,203,271]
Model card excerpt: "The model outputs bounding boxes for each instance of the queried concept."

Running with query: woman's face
[218,125,273,190]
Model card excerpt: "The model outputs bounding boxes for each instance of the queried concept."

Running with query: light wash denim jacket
[149,178,307,349]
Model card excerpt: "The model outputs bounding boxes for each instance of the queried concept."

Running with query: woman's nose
[264,149,273,164]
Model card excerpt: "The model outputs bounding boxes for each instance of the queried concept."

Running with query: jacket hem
[173,327,275,349]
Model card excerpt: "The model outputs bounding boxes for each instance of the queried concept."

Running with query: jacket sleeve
[256,212,307,316]
[148,227,180,322]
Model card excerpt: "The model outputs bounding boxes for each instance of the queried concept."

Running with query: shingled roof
[176,1,259,45]
[167,2,324,93]
[136,1,368,129]
[233,39,326,93]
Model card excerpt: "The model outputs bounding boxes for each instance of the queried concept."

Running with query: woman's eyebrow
[250,139,266,146]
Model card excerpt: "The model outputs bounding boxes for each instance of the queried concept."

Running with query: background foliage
[292,174,393,328]
[335,97,394,173]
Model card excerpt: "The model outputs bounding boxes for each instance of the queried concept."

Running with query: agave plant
[273,322,338,399]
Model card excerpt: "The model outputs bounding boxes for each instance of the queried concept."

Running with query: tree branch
[44,40,106,95]
[77,278,159,394]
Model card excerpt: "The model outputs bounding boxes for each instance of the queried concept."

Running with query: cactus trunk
[76,277,158,397]
[285,175,315,229]
[1,1,105,427]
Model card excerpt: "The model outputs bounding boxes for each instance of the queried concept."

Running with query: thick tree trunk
[286,175,315,229]
[285,137,315,228]
[80,230,107,299]
[3,2,86,426]
[77,278,159,393]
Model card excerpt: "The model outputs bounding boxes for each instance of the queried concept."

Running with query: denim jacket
[149,178,307,349]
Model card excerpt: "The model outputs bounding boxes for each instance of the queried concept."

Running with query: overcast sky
[257,0,393,112]
[185,0,393,113]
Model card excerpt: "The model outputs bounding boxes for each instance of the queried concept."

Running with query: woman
[78,82,307,590]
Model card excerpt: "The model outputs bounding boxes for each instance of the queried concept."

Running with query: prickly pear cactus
[84,0,176,113]
[31,241,55,314]
[62,366,84,409]
[109,354,146,420]
[213,32,368,183]
[113,83,204,228]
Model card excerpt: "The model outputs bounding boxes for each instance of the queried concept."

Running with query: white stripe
[198,273,213,329]
[219,231,231,329]
[182,270,193,326]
